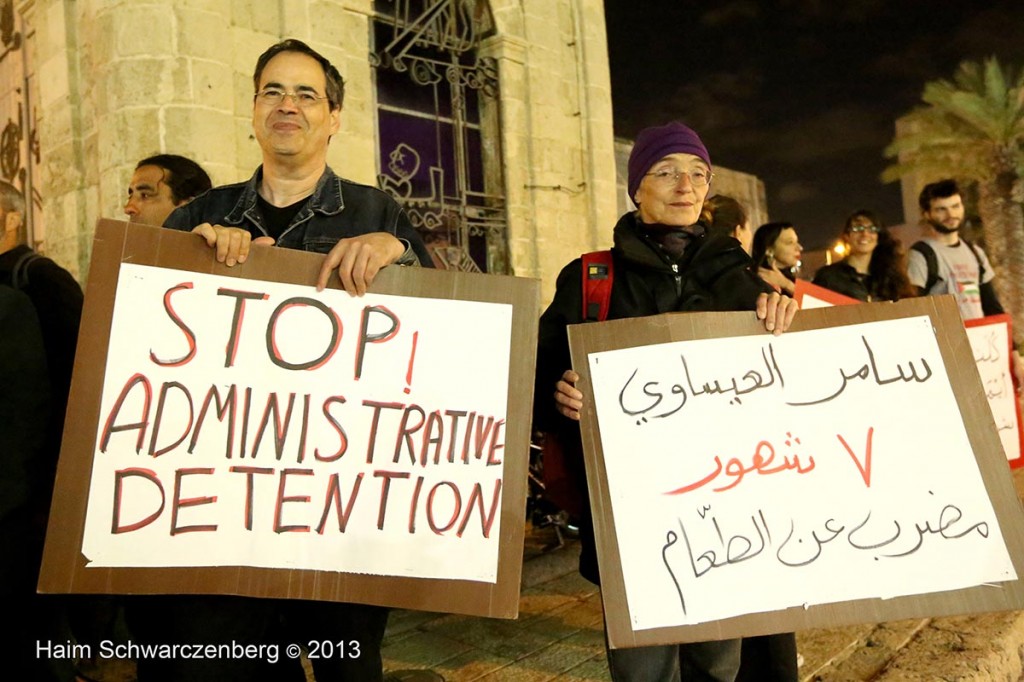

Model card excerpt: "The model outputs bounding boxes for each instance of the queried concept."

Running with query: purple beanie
[627,122,711,204]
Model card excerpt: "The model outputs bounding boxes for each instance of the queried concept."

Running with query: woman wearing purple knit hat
[534,122,800,682]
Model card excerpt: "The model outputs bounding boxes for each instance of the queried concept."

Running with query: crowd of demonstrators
[751,221,802,295]
[7,31,1023,682]
[535,122,798,682]
[813,210,916,302]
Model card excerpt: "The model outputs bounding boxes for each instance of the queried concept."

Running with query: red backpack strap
[581,250,614,321]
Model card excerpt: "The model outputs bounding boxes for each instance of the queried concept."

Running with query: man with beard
[908,179,1003,319]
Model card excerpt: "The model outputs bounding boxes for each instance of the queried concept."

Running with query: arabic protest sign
[965,315,1024,466]
[40,220,538,619]
[793,279,858,308]
[569,298,1024,647]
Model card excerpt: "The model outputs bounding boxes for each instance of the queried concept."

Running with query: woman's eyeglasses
[848,224,880,234]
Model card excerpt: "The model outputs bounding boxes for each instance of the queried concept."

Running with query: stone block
[109,6,175,58]
[177,6,232,63]
[101,58,176,111]
[163,106,236,168]
[234,116,262,171]
[38,54,71,110]
[231,26,274,76]
[308,1,351,46]
[190,58,235,112]
[278,0,311,37]
[94,107,160,171]
[233,71,255,114]
[229,0,255,30]
[249,1,286,36]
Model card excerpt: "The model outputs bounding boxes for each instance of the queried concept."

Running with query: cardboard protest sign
[568,297,1024,648]
[39,220,538,619]
[793,279,859,308]
[965,315,1024,467]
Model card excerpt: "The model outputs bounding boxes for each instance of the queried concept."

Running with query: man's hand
[316,232,406,295]
[192,223,274,266]
[755,292,799,335]
[555,369,584,421]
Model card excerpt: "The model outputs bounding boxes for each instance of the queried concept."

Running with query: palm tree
[884,57,1024,328]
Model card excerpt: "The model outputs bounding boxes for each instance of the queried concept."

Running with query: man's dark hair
[918,179,961,212]
[253,39,345,110]
[136,154,212,204]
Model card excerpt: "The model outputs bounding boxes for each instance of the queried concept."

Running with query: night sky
[604,0,1024,249]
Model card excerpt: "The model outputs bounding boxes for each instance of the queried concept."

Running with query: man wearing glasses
[128,39,430,682]
[163,39,431,293]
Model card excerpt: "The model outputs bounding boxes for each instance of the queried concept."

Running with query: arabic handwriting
[664,434,816,496]
[617,344,784,423]
[787,336,932,407]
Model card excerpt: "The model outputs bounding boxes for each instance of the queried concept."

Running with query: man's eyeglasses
[645,168,713,188]
[848,224,881,234]
[255,88,330,108]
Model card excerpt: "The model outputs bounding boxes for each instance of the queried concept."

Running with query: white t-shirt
[907,237,995,320]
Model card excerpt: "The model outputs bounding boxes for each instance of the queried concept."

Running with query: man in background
[124,153,212,226]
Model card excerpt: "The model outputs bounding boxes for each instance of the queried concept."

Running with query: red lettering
[266,297,342,371]
[458,480,502,538]
[392,404,425,465]
[314,396,348,462]
[374,470,410,530]
[316,473,364,534]
[837,427,874,488]
[100,373,153,454]
[189,384,237,459]
[274,468,314,533]
[111,468,165,533]
[170,467,217,535]
[149,282,197,367]
[148,381,195,457]
[355,305,400,380]
[217,288,269,368]
[249,392,296,460]
[426,481,462,535]
[229,465,274,530]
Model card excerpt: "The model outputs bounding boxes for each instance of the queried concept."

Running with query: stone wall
[12,0,617,306]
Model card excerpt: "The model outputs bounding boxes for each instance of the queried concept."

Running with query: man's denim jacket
[164,165,430,266]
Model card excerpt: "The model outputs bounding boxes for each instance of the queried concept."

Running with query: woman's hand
[554,369,584,420]
[756,292,799,335]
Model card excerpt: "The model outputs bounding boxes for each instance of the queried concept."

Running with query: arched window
[372,0,507,273]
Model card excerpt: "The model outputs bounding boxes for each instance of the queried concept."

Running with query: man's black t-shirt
[257,194,307,241]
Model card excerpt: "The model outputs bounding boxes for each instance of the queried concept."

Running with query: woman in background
[701,194,753,253]
[751,221,802,295]
[813,210,915,302]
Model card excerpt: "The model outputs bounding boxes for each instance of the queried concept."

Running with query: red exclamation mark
[404,331,419,394]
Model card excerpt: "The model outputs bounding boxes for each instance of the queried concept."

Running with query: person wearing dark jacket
[812,210,914,302]
[535,122,798,682]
